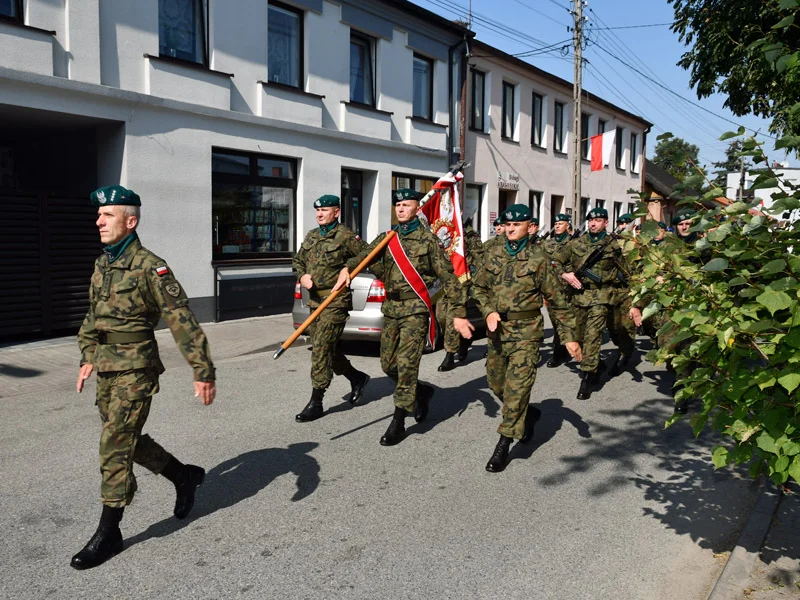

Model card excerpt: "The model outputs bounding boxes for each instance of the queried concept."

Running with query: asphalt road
[0,330,761,599]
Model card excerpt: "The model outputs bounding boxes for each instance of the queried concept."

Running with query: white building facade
[726,166,800,223]
[0,0,469,337]
[463,41,650,238]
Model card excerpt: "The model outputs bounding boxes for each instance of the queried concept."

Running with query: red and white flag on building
[590,129,616,172]
[419,170,469,282]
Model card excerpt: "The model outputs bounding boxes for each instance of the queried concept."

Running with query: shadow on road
[0,364,43,378]
[536,396,760,554]
[509,398,591,465]
[125,442,321,549]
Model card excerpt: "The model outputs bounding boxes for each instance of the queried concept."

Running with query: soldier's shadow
[125,442,320,549]
[412,374,500,436]
[509,398,591,464]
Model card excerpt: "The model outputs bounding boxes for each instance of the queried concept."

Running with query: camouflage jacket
[292,224,365,310]
[464,225,484,275]
[347,225,466,319]
[473,241,577,343]
[78,236,215,381]
[559,233,632,307]
[540,234,572,279]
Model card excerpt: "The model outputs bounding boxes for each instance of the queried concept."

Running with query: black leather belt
[386,291,420,301]
[497,310,539,321]
[97,331,155,344]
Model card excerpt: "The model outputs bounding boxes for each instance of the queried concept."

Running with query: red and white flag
[419,170,469,282]
[590,129,616,172]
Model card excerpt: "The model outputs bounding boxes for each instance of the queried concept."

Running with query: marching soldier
[673,210,698,244]
[527,217,541,243]
[560,207,634,399]
[73,186,216,570]
[437,214,483,372]
[541,213,573,368]
[607,213,638,374]
[492,216,506,239]
[292,194,370,422]
[335,189,466,447]
[468,204,581,472]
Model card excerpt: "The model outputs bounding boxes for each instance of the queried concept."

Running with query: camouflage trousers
[380,313,427,412]
[486,337,541,440]
[607,295,637,344]
[436,298,462,354]
[307,306,352,390]
[575,304,634,373]
[96,368,172,508]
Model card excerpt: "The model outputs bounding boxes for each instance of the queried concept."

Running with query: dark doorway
[341,169,363,238]
[498,189,516,214]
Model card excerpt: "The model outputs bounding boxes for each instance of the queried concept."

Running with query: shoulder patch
[165,282,181,297]
[156,266,169,277]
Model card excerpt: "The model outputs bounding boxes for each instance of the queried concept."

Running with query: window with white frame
[529,191,542,222]
[350,31,375,106]
[412,54,433,120]
[531,92,544,147]
[554,101,566,153]
[615,128,624,169]
[159,0,208,65]
[501,81,516,140]
[268,1,303,88]
[598,118,607,134]
[630,132,640,172]
[470,69,486,131]
[581,113,590,159]
[613,201,622,225]
[0,0,22,19]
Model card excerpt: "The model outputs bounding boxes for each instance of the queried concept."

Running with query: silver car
[292,272,484,350]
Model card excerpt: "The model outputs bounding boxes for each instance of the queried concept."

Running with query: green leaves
[757,289,794,315]
[778,372,800,393]
[712,446,729,468]
[703,257,729,272]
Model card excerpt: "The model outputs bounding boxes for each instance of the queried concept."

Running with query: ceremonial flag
[419,170,469,282]
[590,129,616,172]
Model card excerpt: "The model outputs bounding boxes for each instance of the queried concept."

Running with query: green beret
[313,194,340,208]
[672,210,696,225]
[493,216,505,226]
[393,188,424,204]
[657,221,667,229]
[554,213,571,223]
[617,213,633,224]
[90,185,141,207]
[530,217,539,225]
[587,207,608,220]
[502,204,532,222]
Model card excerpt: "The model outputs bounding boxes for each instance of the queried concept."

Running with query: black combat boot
[70,505,124,570]
[456,337,471,363]
[485,435,513,472]
[437,352,456,372]
[344,369,370,405]
[380,407,407,446]
[546,345,568,368]
[577,370,597,400]
[609,351,632,377]
[520,406,542,444]
[161,457,205,519]
[414,382,434,423]
[296,388,325,422]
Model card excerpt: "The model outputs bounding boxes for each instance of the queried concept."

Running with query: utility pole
[738,159,746,203]
[570,0,585,215]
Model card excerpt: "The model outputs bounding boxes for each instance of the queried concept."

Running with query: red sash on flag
[387,233,437,348]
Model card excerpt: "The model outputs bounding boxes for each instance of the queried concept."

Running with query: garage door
[0,192,99,339]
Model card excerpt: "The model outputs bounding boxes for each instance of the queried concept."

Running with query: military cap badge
[313,194,340,208]
[502,204,532,222]
[90,185,141,207]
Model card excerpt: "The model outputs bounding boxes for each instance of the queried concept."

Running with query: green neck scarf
[104,232,138,264]
[678,231,698,244]
[505,236,529,257]
[319,221,338,236]
[394,217,421,236]
[555,232,569,243]
[588,230,607,243]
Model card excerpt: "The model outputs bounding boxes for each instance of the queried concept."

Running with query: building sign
[497,170,519,190]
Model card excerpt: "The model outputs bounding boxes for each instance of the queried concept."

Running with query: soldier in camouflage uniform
[72,186,216,570]
[541,213,573,368]
[437,214,483,372]
[560,207,634,400]
[527,217,541,243]
[470,204,581,472]
[292,195,370,422]
[606,213,638,374]
[336,189,466,447]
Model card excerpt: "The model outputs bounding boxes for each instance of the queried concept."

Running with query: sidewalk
[0,314,305,399]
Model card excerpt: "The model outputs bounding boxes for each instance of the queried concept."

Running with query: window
[581,113,590,159]
[554,101,566,153]
[502,82,515,139]
[350,32,375,106]
[412,54,433,120]
[615,128,624,169]
[268,1,302,88]
[465,184,482,232]
[531,92,544,147]
[579,197,590,226]
[627,202,637,215]
[159,0,208,65]
[341,170,363,239]
[630,132,639,172]
[212,150,296,259]
[470,70,485,131]
[613,201,622,226]
[0,0,22,20]
[598,119,607,134]
[529,191,542,222]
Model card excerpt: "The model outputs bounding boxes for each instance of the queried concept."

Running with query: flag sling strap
[387,234,437,348]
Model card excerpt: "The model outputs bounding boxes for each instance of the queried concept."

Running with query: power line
[593,22,673,30]
[513,38,572,58]
[507,0,571,27]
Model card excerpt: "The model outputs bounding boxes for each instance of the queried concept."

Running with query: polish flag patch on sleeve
[156,266,169,276]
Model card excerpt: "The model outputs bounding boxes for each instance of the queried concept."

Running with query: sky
[418,0,797,171]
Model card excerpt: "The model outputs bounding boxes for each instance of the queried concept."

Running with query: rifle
[571,220,636,289]
[570,220,589,239]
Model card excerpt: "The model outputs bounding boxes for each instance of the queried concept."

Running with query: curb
[706,478,783,600]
